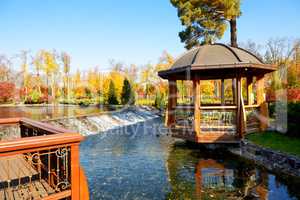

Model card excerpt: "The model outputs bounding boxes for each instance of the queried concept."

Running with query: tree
[0,82,15,103]
[239,40,263,60]
[20,50,30,94]
[61,52,71,100]
[0,55,12,82]
[41,50,59,102]
[170,0,241,49]
[107,80,118,105]
[121,78,133,105]
[264,38,297,90]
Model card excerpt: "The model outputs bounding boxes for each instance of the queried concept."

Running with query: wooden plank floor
[0,155,38,183]
[0,180,56,200]
[0,155,57,199]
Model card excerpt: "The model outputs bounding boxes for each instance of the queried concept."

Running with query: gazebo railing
[174,104,262,136]
[175,105,194,129]
[199,106,236,135]
[175,105,237,135]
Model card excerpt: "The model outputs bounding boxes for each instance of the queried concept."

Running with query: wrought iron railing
[0,118,87,200]
[175,105,237,134]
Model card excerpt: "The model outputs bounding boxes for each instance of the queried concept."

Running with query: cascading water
[49,106,160,136]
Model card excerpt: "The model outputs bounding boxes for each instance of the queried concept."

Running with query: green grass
[246,132,300,158]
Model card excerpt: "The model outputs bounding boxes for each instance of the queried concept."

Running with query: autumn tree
[264,38,298,90]
[61,52,71,100]
[40,50,59,102]
[19,50,30,95]
[171,0,241,48]
[0,82,15,103]
[0,55,12,82]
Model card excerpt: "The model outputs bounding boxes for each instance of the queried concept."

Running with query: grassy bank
[246,132,300,158]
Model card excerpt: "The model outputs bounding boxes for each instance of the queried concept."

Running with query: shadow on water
[80,118,300,200]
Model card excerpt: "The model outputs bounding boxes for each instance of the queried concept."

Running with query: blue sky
[0,0,299,72]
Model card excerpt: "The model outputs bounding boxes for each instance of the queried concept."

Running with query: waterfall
[50,106,160,136]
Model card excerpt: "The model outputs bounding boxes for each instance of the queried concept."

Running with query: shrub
[78,99,92,107]
[24,89,50,104]
[0,82,15,103]
[287,102,300,137]
[271,101,300,138]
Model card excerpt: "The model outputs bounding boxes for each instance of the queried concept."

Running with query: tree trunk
[230,18,237,47]
[230,18,238,104]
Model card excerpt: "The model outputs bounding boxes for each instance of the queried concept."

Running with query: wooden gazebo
[158,43,277,143]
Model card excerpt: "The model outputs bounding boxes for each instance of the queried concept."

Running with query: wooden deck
[0,155,59,199]
[0,155,38,182]
[0,180,57,200]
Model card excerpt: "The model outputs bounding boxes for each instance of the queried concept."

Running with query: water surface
[0,105,116,120]
[80,118,300,200]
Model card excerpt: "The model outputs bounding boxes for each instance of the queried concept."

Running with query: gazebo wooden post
[256,75,269,131]
[165,78,177,127]
[236,74,246,138]
[193,78,201,138]
[246,76,253,105]
[221,79,225,105]
[232,78,237,104]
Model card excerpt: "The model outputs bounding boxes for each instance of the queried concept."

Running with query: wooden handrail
[20,118,77,134]
[176,105,237,110]
[200,106,237,110]
[0,133,84,156]
[0,117,21,125]
[244,104,260,108]
[0,118,77,134]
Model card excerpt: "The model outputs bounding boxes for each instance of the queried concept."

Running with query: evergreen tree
[170,0,241,49]
[154,92,165,110]
[121,78,133,105]
[107,80,118,105]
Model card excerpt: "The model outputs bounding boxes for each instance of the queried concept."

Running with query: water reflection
[166,143,300,199]
[80,118,300,200]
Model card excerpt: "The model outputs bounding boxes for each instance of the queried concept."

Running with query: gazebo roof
[158,43,277,80]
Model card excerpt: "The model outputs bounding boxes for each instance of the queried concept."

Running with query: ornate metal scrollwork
[55,147,68,158]
[55,180,70,191]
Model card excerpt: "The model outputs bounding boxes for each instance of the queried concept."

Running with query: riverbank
[246,131,300,157]
[229,140,300,178]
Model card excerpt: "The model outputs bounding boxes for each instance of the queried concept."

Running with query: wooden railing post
[256,75,269,131]
[193,79,201,138]
[221,79,225,106]
[71,143,80,200]
[247,76,253,105]
[236,75,246,138]
[165,79,177,127]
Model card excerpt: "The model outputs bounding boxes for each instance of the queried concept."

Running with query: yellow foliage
[74,86,86,99]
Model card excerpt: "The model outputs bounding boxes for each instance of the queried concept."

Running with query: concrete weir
[46,106,160,135]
